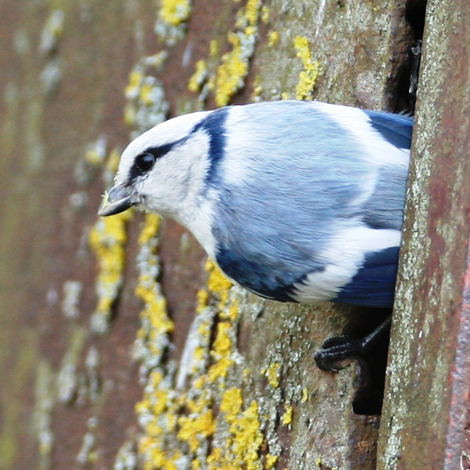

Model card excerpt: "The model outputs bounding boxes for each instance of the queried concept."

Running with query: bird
[98,100,413,370]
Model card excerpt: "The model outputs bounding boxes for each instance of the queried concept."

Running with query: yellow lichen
[215,33,248,107]
[210,40,219,57]
[140,82,157,106]
[136,368,183,469]
[145,53,169,69]
[268,30,280,47]
[133,215,269,470]
[214,0,262,107]
[133,213,182,470]
[125,70,144,100]
[205,259,233,306]
[244,0,261,27]
[251,75,263,101]
[220,388,243,420]
[158,0,192,27]
[138,213,161,244]
[261,5,270,24]
[266,454,279,468]
[204,260,239,380]
[89,210,133,333]
[134,213,173,361]
[281,404,293,425]
[196,288,210,313]
[209,389,263,470]
[208,322,234,381]
[264,362,281,388]
[301,387,309,403]
[178,410,215,451]
[230,401,264,468]
[155,0,192,45]
[221,302,239,321]
[188,59,209,93]
[293,36,321,100]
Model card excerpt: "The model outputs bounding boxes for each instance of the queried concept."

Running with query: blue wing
[207,101,410,307]
[333,247,399,307]
[364,110,413,150]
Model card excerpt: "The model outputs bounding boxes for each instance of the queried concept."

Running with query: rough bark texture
[0,1,413,469]
[377,0,470,468]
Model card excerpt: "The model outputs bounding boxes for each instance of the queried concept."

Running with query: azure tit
[99,100,412,370]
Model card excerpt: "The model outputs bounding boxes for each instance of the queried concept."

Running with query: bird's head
[98,110,213,221]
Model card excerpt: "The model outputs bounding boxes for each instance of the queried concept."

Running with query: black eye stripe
[128,143,175,182]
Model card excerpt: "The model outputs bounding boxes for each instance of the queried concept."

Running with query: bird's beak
[98,185,136,216]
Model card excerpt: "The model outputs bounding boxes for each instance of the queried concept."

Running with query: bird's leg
[314,316,392,372]
[409,39,422,99]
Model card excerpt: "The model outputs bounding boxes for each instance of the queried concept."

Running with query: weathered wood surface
[378,0,470,468]
[0,1,414,468]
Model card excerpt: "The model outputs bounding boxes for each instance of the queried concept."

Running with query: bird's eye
[135,153,156,173]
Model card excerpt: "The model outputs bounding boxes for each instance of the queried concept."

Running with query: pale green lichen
[56,327,87,405]
[39,10,64,56]
[76,418,99,465]
[71,136,107,191]
[114,441,138,470]
[84,347,101,404]
[38,9,64,96]
[40,59,62,96]
[124,53,169,137]
[61,280,83,319]
[84,136,107,166]
[33,361,55,461]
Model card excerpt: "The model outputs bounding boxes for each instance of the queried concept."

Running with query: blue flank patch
[364,110,413,150]
[216,246,310,302]
[191,107,229,188]
[333,246,400,308]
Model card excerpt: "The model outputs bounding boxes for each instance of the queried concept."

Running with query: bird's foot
[314,316,392,372]
[314,335,366,372]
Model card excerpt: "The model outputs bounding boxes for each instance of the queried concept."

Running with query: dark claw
[314,316,392,373]
[314,336,365,372]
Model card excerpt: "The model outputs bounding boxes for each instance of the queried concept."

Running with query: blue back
[204,101,412,306]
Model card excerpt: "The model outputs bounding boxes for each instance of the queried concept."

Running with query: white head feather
[115,109,218,256]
